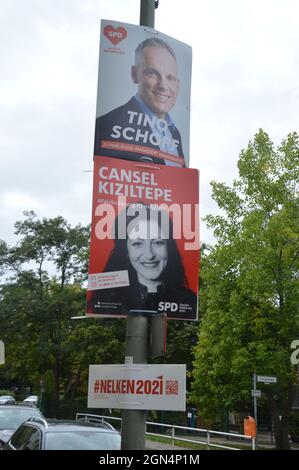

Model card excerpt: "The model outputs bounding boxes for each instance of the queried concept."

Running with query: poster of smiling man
[93,20,192,167]
[86,157,199,320]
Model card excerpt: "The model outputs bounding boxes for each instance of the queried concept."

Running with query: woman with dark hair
[88,204,197,319]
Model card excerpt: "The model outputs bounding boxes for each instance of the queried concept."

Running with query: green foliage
[0,389,15,397]
[191,130,299,449]
[0,212,125,402]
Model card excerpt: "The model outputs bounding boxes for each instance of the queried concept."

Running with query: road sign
[251,389,261,397]
[257,375,277,384]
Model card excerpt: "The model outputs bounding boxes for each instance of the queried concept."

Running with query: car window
[24,428,41,450]
[10,425,35,450]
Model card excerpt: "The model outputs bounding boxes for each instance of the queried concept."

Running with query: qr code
[166,380,178,395]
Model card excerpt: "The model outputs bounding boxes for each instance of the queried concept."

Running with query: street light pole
[120,0,156,451]
[140,0,156,27]
[253,372,257,423]
[121,316,149,450]
[253,371,258,448]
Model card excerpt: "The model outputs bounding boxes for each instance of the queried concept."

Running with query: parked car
[23,396,38,406]
[0,395,16,405]
[0,405,44,448]
[3,417,121,450]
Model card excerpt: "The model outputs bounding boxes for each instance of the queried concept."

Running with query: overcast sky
[1,0,298,247]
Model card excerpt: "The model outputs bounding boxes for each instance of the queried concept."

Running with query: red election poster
[86,157,199,320]
[93,20,192,167]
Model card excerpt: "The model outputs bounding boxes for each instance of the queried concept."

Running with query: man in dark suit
[94,37,185,166]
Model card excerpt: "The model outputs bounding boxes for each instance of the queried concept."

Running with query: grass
[146,433,209,450]
[145,433,265,450]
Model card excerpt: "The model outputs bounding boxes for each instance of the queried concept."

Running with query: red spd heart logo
[104,25,127,46]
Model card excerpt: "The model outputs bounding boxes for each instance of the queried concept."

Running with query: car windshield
[45,430,121,450]
[0,408,42,430]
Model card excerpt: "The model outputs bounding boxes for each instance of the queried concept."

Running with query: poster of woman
[86,157,199,320]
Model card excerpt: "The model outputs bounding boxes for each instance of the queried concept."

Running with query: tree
[191,130,299,449]
[0,212,90,399]
[0,212,128,409]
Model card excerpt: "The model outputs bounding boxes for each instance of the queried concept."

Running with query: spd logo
[158,302,178,312]
[104,25,127,46]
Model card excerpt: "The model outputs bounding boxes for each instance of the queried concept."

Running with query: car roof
[47,420,118,431]
[29,419,119,433]
[0,405,42,412]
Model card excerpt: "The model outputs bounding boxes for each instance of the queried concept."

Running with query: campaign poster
[94,19,192,167]
[88,364,186,411]
[86,157,199,320]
